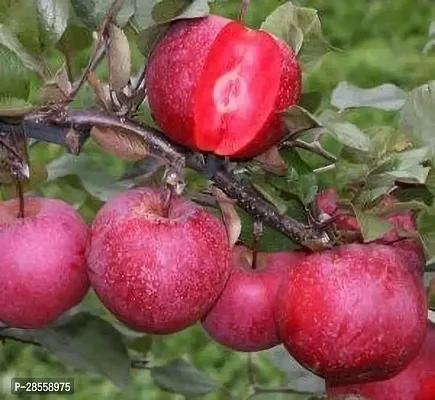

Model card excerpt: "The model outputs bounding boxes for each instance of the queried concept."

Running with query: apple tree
[0,0,434,399]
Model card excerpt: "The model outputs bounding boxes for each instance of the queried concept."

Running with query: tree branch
[1,108,331,250]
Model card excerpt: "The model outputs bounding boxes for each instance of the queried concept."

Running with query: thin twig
[69,0,127,99]
[283,139,337,163]
[238,0,250,22]
[21,108,330,250]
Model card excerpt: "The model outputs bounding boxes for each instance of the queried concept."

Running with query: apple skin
[0,197,89,328]
[201,245,306,351]
[327,321,435,400]
[276,243,427,385]
[145,15,301,158]
[86,187,230,334]
[315,188,425,277]
[146,15,231,150]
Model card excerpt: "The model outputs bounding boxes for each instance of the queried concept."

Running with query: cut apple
[194,22,282,155]
[145,15,301,158]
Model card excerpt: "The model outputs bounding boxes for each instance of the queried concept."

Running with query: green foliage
[0,0,434,399]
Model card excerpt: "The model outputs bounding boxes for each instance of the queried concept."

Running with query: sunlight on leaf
[261,2,335,70]
[331,81,407,111]
[399,81,435,148]
[0,25,44,75]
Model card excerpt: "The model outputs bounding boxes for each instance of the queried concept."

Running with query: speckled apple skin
[146,15,231,149]
[86,187,230,334]
[146,15,301,158]
[327,322,435,400]
[315,188,425,277]
[201,245,306,351]
[276,243,427,385]
[0,197,89,328]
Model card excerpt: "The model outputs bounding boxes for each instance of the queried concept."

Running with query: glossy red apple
[0,197,89,328]
[327,321,435,400]
[201,245,306,351]
[145,15,301,158]
[86,187,230,334]
[276,243,427,385]
[315,188,425,277]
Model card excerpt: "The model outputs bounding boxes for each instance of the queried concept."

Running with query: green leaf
[135,0,209,30]
[368,126,408,158]
[261,2,335,70]
[70,0,134,30]
[280,105,321,140]
[152,0,192,23]
[0,98,34,117]
[399,81,435,148]
[57,24,93,56]
[319,111,373,154]
[269,149,318,204]
[45,152,134,202]
[418,206,435,259]
[36,0,70,43]
[335,161,369,189]
[331,81,407,111]
[35,312,131,388]
[376,200,428,216]
[425,167,435,196]
[136,24,169,57]
[298,91,322,114]
[352,205,392,242]
[0,24,44,75]
[395,147,431,170]
[127,335,153,355]
[70,0,98,30]
[387,166,430,185]
[251,180,288,214]
[150,358,220,396]
[266,345,325,394]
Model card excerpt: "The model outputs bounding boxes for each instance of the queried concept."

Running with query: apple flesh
[86,187,230,334]
[276,243,427,385]
[201,245,306,351]
[146,15,301,158]
[0,197,89,328]
[315,188,425,277]
[327,321,435,400]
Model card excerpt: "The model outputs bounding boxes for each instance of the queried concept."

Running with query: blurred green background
[1,0,434,399]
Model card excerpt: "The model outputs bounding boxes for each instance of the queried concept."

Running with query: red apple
[201,245,306,351]
[145,15,301,158]
[0,197,89,328]
[276,243,427,385]
[86,187,230,334]
[315,188,425,277]
[327,321,435,400]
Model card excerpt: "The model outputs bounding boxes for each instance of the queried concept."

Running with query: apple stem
[16,181,25,218]
[251,218,263,269]
[161,187,174,219]
[238,0,250,22]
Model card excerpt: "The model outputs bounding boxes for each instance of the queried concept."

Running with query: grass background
[1,0,434,399]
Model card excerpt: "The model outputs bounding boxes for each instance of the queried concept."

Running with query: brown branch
[19,108,330,250]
